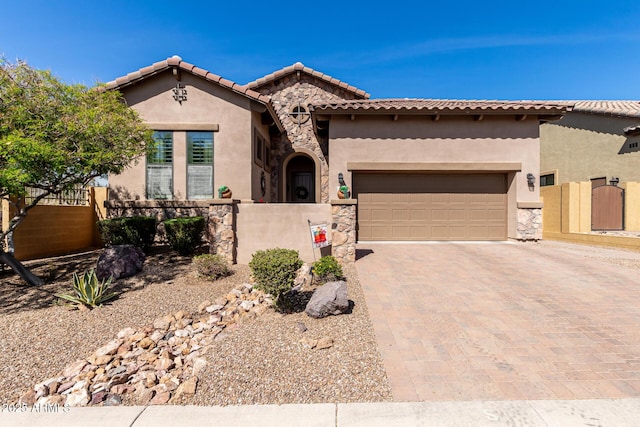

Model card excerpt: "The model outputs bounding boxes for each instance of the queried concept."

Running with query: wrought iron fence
[24,186,90,206]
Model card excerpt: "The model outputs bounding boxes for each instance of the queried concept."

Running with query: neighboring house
[104,56,567,261]
[540,101,640,187]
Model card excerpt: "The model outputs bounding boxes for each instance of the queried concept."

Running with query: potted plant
[338,185,350,199]
[218,186,232,199]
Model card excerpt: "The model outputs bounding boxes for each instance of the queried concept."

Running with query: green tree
[0,59,154,285]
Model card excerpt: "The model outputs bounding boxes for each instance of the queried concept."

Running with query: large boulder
[96,245,145,281]
[305,280,349,318]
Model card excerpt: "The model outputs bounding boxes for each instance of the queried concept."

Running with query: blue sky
[2,1,640,100]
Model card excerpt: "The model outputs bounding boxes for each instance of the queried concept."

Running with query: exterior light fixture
[610,177,619,186]
[526,173,535,187]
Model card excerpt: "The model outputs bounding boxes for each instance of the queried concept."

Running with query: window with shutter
[187,132,213,199]
[147,131,173,199]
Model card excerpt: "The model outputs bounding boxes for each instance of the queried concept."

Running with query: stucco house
[540,101,640,187]
[104,56,567,263]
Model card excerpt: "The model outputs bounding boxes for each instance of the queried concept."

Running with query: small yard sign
[309,223,329,249]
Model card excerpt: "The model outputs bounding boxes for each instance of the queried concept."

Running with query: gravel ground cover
[0,248,391,405]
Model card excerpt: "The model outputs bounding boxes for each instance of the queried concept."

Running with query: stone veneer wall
[208,201,237,263]
[516,208,542,240]
[331,201,357,264]
[104,200,211,240]
[252,75,363,203]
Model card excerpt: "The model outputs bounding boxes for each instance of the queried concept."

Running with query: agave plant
[56,269,117,309]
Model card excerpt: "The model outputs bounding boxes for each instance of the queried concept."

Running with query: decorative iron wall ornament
[173,83,187,103]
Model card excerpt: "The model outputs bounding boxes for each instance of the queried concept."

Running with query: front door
[292,172,314,203]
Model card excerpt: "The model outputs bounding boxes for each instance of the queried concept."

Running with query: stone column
[208,199,237,263]
[331,200,357,264]
[516,202,543,240]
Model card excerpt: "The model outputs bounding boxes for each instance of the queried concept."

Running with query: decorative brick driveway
[355,241,640,401]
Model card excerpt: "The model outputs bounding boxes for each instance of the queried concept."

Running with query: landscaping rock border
[19,283,271,407]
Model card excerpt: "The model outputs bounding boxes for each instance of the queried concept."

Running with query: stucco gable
[244,62,370,100]
[103,56,284,133]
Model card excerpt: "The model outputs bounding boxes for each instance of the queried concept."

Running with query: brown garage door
[354,173,507,241]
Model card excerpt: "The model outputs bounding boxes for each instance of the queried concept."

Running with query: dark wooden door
[592,185,624,230]
[291,172,314,203]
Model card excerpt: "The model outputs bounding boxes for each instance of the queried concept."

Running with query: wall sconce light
[527,173,535,188]
[260,171,266,197]
[610,177,619,186]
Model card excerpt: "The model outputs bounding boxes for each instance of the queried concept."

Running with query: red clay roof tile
[310,98,569,115]
[571,101,640,118]
[245,62,370,99]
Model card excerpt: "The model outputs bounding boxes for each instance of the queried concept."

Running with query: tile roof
[624,124,640,135]
[570,101,640,118]
[310,98,569,115]
[102,56,284,132]
[244,62,370,99]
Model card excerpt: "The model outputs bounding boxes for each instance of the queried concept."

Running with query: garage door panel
[488,226,506,239]
[410,209,427,221]
[449,209,466,221]
[432,209,449,221]
[391,226,410,239]
[430,226,448,239]
[410,226,428,238]
[392,209,410,221]
[355,173,507,241]
[371,209,390,221]
[370,226,388,239]
[469,209,487,221]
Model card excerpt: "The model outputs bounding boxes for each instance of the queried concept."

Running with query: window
[289,104,310,125]
[540,173,555,187]
[254,132,264,167]
[187,131,214,199]
[147,131,173,199]
[264,139,271,172]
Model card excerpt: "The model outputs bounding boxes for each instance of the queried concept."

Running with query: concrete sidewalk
[3,399,640,427]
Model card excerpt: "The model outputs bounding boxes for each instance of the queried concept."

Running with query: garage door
[353,173,507,241]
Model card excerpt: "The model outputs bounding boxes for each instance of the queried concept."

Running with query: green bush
[312,255,344,283]
[164,216,205,255]
[249,248,303,310]
[193,254,231,280]
[56,269,117,309]
[97,216,157,251]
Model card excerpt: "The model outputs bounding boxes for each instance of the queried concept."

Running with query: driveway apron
[355,241,640,401]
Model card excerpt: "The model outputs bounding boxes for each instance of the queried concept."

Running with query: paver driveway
[355,240,640,401]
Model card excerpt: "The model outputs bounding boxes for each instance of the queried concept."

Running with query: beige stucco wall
[109,71,263,201]
[540,113,640,184]
[328,115,541,239]
[235,203,332,263]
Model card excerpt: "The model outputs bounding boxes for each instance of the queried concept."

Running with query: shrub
[56,269,117,309]
[193,254,231,280]
[98,216,156,251]
[249,248,303,310]
[164,216,205,255]
[312,255,344,283]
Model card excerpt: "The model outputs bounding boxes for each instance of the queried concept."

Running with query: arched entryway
[283,153,317,203]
